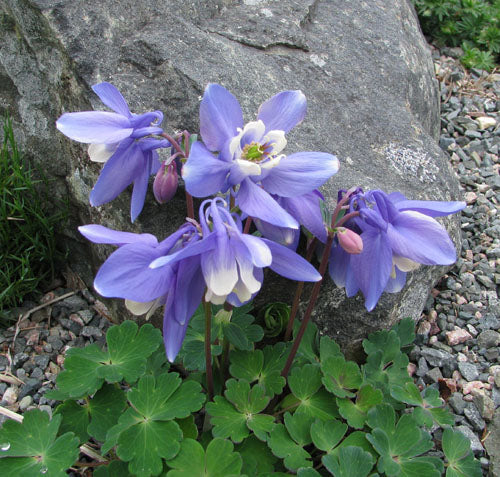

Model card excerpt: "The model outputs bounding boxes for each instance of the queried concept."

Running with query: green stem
[204,298,214,401]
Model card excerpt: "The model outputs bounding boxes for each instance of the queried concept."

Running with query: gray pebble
[449,393,467,415]
[19,395,33,411]
[458,362,479,381]
[456,425,483,454]
[477,330,500,349]
[464,403,486,431]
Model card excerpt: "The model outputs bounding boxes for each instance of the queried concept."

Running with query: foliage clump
[0,117,66,314]
[0,315,482,476]
[413,0,500,70]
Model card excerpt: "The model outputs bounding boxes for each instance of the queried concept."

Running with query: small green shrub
[413,0,500,70]
[0,117,66,314]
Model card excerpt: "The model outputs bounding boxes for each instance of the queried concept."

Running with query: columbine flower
[56,82,168,221]
[329,190,465,311]
[182,84,339,229]
[80,199,321,362]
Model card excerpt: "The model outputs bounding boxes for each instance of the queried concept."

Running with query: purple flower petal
[238,179,298,229]
[238,234,272,267]
[261,152,339,197]
[163,289,189,363]
[395,200,466,218]
[257,90,307,133]
[130,159,150,223]
[387,211,457,265]
[173,256,205,325]
[350,230,393,311]
[92,82,132,118]
[94,243,172,302]
[150,233,216,269]
[254,219,300,250]
[201,233,238,296]
[200,84,243,152]
[262,239,321,282]
[280,192,327,242]
[384,267,407,293]
[329,241,350,288]
[56,111,133,143]
[89,139,142,207]
[226,268,263,307]
[78,224,158,246]
[183,142,231,197]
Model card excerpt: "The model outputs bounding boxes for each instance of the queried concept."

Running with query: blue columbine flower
[329,190,466,311]
[80,199,321,362]
[182,84,339,229]
[57,82,168,221]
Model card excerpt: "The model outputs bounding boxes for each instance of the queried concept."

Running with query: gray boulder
[0,0,462,357]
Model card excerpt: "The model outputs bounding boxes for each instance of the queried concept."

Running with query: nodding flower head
[329,189,465,311]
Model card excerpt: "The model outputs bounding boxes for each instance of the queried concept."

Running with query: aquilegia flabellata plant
[57,80,464,379]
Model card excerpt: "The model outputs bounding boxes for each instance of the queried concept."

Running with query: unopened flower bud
[337,227,363,254]
[153,161,178,204]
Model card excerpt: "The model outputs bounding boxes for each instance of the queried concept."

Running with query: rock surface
[0,0,463,355]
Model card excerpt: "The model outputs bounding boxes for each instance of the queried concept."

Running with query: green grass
[413,0,500,70]
[0,116,67,315]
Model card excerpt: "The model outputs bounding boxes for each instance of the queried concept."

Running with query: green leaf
[319,335,342,362]
[293,319,319,364]
[268,423,312,471]
[144,347,170,376]
[363,329,401,363]
[337,384,383,429]
[207,396,249,443]
[166,438,242,476]
[118,418,182,476]
[87,384,127,441]
[176,415,198,440]
[236,435,277,475]
[288,364,322,400]
[207,379,274,443]
[366,406,438,476]
[54,400,90,443]
[229,344,287,397]
[55,321,162,398]
[297,469,322,477]
[390,383,454,428]
[285,364,338,421]
[93,461,130,477]
[106,373,204,476]
[220,308,264,351]
[0,409,79,477]
[442,428,482,477]
[322,446,375,477]
[176,305,222,371]
[284,412,312,446]
[321,356,362,398]
[310,419,348,452]
[391,317,415,349]
[54,344,108,398]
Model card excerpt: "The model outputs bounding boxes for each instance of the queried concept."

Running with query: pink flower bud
[153,161,178,204]
[337,227,363,254]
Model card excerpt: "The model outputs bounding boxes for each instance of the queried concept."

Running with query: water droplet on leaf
[40,466,48,474]
[1,442,10,451]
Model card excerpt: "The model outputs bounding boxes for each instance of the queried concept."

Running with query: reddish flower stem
[160,132,184,156]
[281,233,334,378]
[283,237,318,342]
[335,210,360,227]
[243,217,253,234]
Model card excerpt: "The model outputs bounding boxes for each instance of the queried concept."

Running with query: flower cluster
[57,81,464,360]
